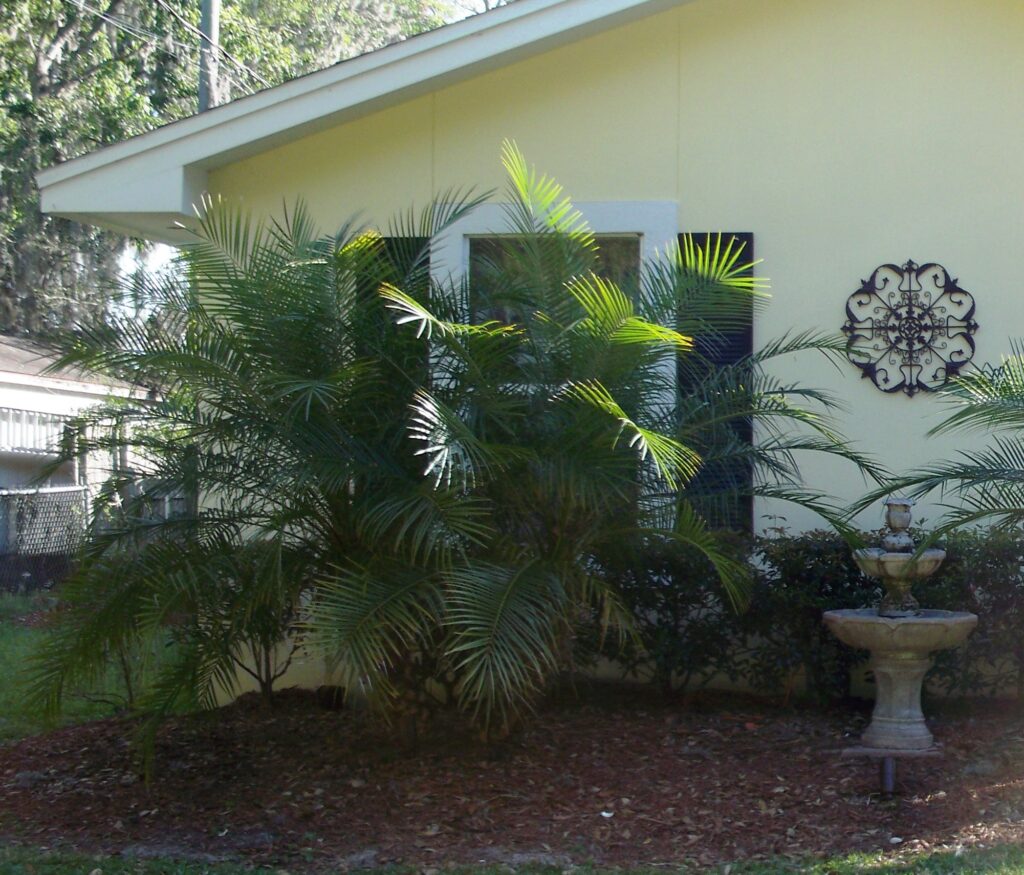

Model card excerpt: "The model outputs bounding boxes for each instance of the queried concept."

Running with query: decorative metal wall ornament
[841,260,978,397]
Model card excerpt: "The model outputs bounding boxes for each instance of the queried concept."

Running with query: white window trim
[431,200,679,285]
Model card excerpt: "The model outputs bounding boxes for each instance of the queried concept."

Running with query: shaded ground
[1,686,1024,871]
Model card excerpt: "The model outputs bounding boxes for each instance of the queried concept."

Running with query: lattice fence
[0,486,88,593]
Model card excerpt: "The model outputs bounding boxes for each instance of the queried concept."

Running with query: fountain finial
[882,496,915,553]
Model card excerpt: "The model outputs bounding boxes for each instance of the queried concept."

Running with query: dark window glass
[468,234,641,322]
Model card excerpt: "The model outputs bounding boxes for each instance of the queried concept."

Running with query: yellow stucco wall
[209,0,1024,533]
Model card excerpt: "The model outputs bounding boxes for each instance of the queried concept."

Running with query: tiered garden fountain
[823,498,978,793]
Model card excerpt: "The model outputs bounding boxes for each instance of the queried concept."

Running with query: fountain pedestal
[863,652,934,750]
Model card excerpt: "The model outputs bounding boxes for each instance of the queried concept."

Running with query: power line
[150,0,271,90]
[68,0,261,98]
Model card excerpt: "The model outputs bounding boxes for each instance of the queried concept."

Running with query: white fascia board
[0,371,133,399]
[37,0,684,240]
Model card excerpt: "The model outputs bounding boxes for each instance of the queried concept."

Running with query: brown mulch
[1,684,1023,870]
[7,594,62,629]
[11,608,56,629]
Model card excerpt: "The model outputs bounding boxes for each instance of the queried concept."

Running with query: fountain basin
[824,608,978,750]
[852,547,948,616]
[823,608,977,653]
[852,548,947,580]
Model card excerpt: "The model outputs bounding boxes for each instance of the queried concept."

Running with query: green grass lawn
[728,845,1024,873]
[0,847,275,874]
[2,847,1024,874]
[0,593,130,741]
[0,593,37,623]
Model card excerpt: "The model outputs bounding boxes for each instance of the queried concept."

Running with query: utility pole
[198,0,220,112]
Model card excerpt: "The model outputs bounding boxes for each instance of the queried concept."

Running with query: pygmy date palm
[29,143,876,741]
[28,190,489,726]
[311,143,879,733]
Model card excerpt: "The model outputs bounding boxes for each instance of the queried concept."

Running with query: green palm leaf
[307,563,442,702]
[446,559,564,732]
[561,380,701,489]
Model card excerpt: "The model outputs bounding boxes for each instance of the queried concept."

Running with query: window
[431,201,679,288]
[444,208,755,531]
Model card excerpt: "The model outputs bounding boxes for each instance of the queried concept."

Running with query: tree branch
[49,58,115,97]
[40,8,83,71]
[64,0,127,72]
[33,0,125,96]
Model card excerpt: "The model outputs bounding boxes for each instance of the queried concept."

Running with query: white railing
[0,485,88,589]
[0,407,72,456]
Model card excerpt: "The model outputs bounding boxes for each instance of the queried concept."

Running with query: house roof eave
[36,0,685,241]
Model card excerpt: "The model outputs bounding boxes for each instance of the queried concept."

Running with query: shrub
[615,526,1024,705]
[603,529,878,704]
[740,531,879,703]
[919,527,1024,698]
[598,535,746,695]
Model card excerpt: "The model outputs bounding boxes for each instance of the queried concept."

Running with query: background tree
[451,0,512,12]
[0,0,454,336]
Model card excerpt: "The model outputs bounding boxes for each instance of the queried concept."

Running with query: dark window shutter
[678,232,755,532]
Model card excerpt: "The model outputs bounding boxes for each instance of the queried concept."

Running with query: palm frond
[562,380,701,489]
[446,559,564,732]
[930,346,1024,436]
[653,502,752,610]
[356,486,494,566]
[408,389,517,488]
[568,273,693,351]
[381,284,513,341]
[306,563,442,703]
[500,140,595,245]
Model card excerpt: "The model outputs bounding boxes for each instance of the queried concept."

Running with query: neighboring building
[0,336,108,487]
[0,336,124,590]
[34,0,1024,531]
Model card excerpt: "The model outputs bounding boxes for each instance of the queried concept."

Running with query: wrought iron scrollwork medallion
[841,260,978,397]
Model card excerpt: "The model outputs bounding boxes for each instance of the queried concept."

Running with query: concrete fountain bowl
[853,546,948,617]
[823,608,978,657]
[852,547,947,581]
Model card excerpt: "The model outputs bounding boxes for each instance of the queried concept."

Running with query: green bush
[919,527,1024,698]
[740,530,879,703]
[606,530,879,703]
[598,536,746,694]
[609,529,878,703]
[614,526,1024,705]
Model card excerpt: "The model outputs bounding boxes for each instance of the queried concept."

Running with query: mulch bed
[11,607,56,629]
[1,684,1023,870]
